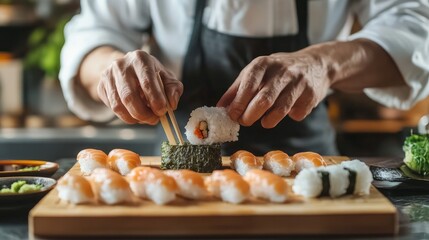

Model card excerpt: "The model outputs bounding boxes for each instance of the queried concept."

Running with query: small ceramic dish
[0,176,56,205]
[0,160,59,177]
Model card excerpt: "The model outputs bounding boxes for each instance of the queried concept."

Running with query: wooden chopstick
[160,115,177,145]
[157,72,184,145]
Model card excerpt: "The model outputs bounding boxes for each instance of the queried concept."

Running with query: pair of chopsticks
[157,72,184,145]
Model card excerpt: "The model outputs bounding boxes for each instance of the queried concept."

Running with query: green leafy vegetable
[403,134,429,176]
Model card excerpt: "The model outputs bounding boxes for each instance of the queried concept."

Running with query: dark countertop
[1,157,428,240]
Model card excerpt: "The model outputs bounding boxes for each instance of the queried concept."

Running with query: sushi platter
[29,156,397,238]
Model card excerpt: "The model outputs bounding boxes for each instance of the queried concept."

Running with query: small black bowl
[0,176,56,206]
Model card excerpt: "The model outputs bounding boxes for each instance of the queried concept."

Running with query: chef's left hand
[217,51,330,129]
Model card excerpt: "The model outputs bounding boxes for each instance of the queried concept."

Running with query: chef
[59,0,429,155]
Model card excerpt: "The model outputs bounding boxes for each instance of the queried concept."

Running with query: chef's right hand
[98,50,183,125]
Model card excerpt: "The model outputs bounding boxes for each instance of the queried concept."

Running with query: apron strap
[181,0,207,83]
[295,0,309,46]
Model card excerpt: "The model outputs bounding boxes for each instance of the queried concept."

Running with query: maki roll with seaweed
[161,142,222,173]
[292,160,373,198]
[161,106,239,173]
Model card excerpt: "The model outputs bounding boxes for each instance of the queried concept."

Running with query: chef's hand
[217,39,405,128]
[217,51,330,129]
[95,50,183,124]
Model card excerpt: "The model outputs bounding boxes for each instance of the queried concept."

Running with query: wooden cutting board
[29,156,397,238]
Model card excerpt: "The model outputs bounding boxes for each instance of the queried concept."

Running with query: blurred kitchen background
[0,0,426,160]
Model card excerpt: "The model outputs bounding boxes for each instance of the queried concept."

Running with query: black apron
[170,0,338,156]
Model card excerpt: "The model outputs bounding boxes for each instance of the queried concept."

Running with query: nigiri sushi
[184,106,239,145]
[89,168,133,204]
[127,167,177,205]
[57,173,94,204]
[77,148,108,175]
[107,149,141,175]
[244,169,289,203]
[164,170,208,200]
[230,150,262,176]
[292,152,327,172]
[293,160,373,198]
[205,169,249,204]
[263,150,295,177]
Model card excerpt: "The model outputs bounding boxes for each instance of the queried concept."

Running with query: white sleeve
[59,0,151,122]
[348,0,429,110]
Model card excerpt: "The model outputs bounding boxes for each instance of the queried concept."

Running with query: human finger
[260,78,306,128]
[128,51,167,116]
[226,56,268,121]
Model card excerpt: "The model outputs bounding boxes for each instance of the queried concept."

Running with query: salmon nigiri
[108,149,141,175]
[77,148,108,175]
[263,150,295,177]
[205,169,250,204]
[230,150,262,176]
[164,170,208,200]
[244,169,290,203]
[57,173,94,204]
[89,168,133,205]
[292,152,327,173]
[127,167,177,205]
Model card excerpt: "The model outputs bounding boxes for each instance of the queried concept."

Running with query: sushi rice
[185,106,239,145]
[293,159,373,198]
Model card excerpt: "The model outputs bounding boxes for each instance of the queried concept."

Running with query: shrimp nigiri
[244,169,290,203]
[108,149,141,175]
[292,152,327,172]
[89,168,133,205]
[77,148,108,175]
[127,167,177,205]
[164,170,208,200]
[230,150,262,176]
[205,169,250,204]
[263,150,295,177]
[57,173,94,204]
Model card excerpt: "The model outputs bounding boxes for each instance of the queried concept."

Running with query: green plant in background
[24,16,69,79]
[403,134,429,176]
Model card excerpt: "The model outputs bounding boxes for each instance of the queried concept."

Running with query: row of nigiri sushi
[58,167,290,205]
[231,150,326,177]
[59,159,372,205]
[77,148,141,176]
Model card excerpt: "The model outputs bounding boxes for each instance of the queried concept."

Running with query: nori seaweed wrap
[161,142,222,173]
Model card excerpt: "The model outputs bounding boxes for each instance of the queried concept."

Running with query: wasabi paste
[0,180,43,194]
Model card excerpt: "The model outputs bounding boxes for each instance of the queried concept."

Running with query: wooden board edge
[31,212,397,238]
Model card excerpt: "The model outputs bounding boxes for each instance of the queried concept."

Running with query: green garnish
[403,134,429,176]
[18,166,40,172]
[0,180,43,194]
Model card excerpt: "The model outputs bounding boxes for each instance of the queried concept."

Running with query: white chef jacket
[59,0,429,122]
